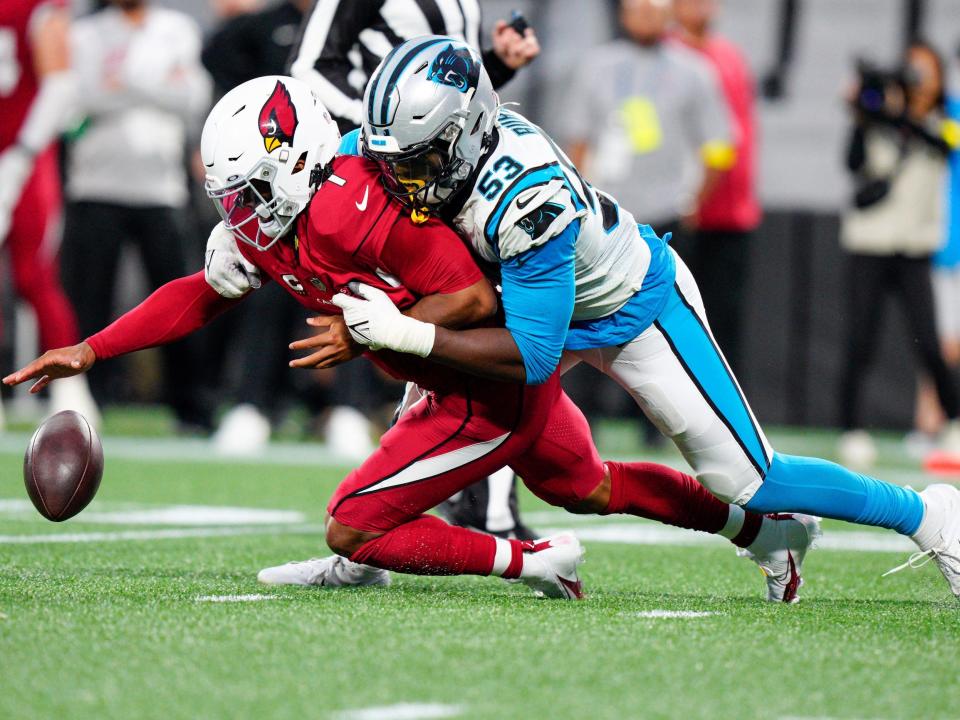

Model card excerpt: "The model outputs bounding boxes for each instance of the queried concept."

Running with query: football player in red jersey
[5,77,810,599]
[0,0,98,427]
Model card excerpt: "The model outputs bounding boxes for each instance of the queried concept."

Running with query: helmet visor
[364,123,462,208]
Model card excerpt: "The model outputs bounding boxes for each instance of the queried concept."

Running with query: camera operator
[838,40,960,467]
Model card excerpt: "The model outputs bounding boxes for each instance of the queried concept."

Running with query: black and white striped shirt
[288,0,515,133]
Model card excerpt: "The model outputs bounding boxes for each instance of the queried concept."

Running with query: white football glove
[331,283,435,357]
[0,145,35,248]
[204,221,261,299]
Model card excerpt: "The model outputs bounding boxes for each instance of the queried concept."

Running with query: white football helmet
[201,76,340,251]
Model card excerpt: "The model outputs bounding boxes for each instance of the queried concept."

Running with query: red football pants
[5,147,79,349]
[328,372,606,533]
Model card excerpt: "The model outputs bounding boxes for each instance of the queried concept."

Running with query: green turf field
[0,416,958,720]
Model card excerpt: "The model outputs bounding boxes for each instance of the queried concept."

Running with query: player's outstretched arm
[6,272,241,392]
[3,343,96,394]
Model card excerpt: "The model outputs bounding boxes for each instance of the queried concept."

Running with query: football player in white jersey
[332,36,960,601]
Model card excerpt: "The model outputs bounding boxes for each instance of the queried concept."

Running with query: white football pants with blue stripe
[562,250,924,535]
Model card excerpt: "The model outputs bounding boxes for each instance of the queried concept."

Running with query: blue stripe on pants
[656,280,923,535]
[655,284,770,477]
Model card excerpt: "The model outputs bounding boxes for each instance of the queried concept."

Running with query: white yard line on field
[0,500,306,526]
[0,495,919,554]
[0,432,950,489]
[0,513,918,553]
[195,594,281,603]
[634,610,720,618]
[332,704,464,720]
[0,523,325,544]
[538,521,916,553]
[782,717,887,720]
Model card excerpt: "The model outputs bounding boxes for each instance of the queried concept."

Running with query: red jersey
[237,155,484,390]
[674,33,761,232]
[0,0,63,151]
[88,156,486,393]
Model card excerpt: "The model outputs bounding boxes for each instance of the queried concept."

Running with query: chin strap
[310,162,333,191]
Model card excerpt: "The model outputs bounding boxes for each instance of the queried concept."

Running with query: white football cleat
[257,555,391,588]
[939,420,960,456]
[838,429,877,471]
[884,484,960,601]
[519,532,585,600]
[738,513,821,603]
[325,405,375,460]
[213,404,270,456]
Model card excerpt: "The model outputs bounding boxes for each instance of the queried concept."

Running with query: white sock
[491,537,514,576]
[911,493,941,549]
[717,504,746,540]
[485,467,516,534]
[491,537,542,579]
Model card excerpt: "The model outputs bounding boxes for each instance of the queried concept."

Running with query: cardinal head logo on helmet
[258,80,298,153]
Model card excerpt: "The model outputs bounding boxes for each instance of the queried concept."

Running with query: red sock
[603,461,762,546]
[349,514,505,576]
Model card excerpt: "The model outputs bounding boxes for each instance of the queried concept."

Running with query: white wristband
[393,316,436,358]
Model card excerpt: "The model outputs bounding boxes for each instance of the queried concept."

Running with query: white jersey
[452,108,653,322]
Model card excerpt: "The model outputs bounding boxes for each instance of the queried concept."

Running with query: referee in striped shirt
[289,0,539,133]
[289,0,540,539]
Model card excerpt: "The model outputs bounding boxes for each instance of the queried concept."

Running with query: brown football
[24,410,103,522]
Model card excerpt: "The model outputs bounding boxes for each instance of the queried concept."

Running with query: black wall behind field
[564,210,924,431]
[744,210,922,430]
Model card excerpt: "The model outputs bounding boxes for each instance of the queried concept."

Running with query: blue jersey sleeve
[500,219,579,384]
[338,128,362,156]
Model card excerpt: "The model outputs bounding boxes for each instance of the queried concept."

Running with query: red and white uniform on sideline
[87,156,607,532]
[0,0,78,350]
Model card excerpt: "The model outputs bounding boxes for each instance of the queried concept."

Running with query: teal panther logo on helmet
[427,43,479,93]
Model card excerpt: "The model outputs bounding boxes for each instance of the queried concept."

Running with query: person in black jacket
[203,0,310,96]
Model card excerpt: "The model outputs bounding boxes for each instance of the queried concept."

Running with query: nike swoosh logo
[557,575,584,599]
[356,186,369,212]
[348,321,372,343]
[782,550,800,603]
[515,193,537,210]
